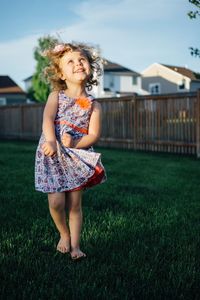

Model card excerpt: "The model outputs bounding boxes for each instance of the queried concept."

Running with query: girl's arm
[73,101,102,149]
[41,91,58,156]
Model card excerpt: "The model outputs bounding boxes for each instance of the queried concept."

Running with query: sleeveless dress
[35,90,107,193]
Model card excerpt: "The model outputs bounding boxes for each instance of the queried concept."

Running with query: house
[141,63,200,95]
[23,59,149,99]
[0,76,27,105]
[24,75,33,91]
[102,59,149,97]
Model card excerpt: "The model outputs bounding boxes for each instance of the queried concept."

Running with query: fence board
[0,92,199,156]
[196,90,200,157]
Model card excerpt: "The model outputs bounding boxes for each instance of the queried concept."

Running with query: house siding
[0,94,27,105]
[190,81,200,92]
[104,74,120,92]
[120,75,137,92]
[142,76,190,94]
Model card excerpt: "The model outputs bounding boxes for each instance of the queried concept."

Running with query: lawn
[0,140,200,300]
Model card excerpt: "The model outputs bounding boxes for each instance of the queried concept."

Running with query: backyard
[0,140,200,300]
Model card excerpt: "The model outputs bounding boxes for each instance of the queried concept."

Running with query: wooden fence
[0,91,200,157]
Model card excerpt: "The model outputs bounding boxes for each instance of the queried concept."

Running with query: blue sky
[0,0,199,89]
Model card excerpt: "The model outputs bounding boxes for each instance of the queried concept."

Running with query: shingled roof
[0,76,26,94]
[162,64,200,80]
[103,59,140,76]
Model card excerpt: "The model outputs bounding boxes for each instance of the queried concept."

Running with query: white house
[102,59,148,97]
[141,63,200,95]
[24,75,33,91]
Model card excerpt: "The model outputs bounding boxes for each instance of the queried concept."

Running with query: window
[178,79,186,91]
[0,98,6,105]
[109,76,114,88]
[132,76,137,85]
[149,83,161,95]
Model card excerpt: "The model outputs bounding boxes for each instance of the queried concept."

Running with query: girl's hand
[42,141,57,157]
[61,133,74,148]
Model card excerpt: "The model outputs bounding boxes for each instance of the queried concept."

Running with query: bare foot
[57,235,70,254]
[70,248,86,260]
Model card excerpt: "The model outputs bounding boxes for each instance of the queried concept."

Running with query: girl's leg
[48,192,70,253]
[66,190,86,259]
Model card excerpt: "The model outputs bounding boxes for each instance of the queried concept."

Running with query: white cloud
[75,0,180,22]
[0,34,39,88]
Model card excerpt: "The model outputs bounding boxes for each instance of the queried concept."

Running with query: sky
[0,0,199,89]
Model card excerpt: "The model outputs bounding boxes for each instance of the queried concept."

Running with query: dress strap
[59,90,95,102]
[58,90,66,100]
[87,95,95,102]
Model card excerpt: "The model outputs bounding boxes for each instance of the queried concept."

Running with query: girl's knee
[49,200,63,211]
[67,190,82,213]
[48,193,65,210]
[69,203,82,214]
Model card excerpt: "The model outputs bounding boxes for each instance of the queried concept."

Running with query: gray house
[141,63,200,95]
[0,76,27,105]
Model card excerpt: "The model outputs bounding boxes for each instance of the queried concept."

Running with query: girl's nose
[76,59,82,66]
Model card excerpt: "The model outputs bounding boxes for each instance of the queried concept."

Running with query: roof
[23,75,33,82]
[162,64,200,80]
[103,59,140,76]
[0,76,26,94]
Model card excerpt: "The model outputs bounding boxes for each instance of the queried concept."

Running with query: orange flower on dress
[75,98,91,110]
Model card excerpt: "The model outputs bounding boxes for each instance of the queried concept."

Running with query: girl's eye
[68,60,73,64]
[80,58,86,62]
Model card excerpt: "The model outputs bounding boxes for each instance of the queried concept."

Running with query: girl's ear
[60,72,65,80]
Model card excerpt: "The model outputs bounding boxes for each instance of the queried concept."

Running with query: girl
[35,42,107,260]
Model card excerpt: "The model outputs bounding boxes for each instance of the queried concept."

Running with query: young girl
[35,42,107,260]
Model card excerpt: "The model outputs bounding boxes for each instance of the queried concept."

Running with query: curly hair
[43,42,103,91]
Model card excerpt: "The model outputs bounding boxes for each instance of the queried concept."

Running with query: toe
[57,237,70,254]
[72,255,85,260]
[64,247,70,253]
[71,251,86,260]
[57,246,62,253]
[57,245,65,253]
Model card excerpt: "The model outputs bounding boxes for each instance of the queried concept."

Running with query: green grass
[0,140,200,300]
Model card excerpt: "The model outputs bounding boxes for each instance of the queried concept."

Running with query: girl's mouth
[75,68,85,73]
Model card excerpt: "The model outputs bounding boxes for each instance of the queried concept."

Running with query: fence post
[20,105,24,139]
[196,89,200,158]
[133,94,137,150]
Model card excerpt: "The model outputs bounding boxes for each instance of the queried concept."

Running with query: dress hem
[35,165,106,194]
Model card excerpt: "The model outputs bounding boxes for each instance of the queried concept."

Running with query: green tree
[32,35,59,102]
[188,0,200,57]
[27,86,36,102]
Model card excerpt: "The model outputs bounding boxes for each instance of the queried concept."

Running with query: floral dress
[35,90,107,193]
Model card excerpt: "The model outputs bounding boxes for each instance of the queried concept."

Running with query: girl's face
[59,50,91,85]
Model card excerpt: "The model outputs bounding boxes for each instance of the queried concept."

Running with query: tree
[27,86,36,102]
[188,0,200,57]
[32,35,59,102]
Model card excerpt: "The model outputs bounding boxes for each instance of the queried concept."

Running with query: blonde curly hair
[43,42,103,91]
